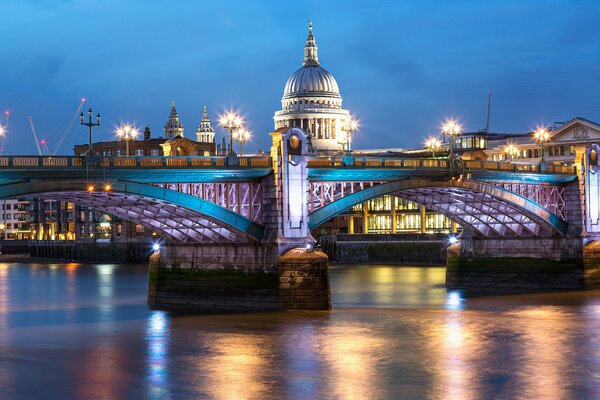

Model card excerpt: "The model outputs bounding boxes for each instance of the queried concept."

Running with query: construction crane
[28,98,87,156]
[28,116,44,155]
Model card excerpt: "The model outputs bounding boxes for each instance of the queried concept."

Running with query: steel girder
[308,178,568,237]
[0,179,264,243]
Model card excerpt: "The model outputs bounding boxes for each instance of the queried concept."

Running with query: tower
[196,105,216,143]
[164,100,184,138]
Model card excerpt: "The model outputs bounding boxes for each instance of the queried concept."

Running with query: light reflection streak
[96,265,115,331]
[204,334,269,399]
[429,313,480,400]
[0,264,12,390]
[320,324,386,399]
[511,307,570,399]
[445,290,464,311]
[146,311,170,399]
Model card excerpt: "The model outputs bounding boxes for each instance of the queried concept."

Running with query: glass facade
[330,195,459,235]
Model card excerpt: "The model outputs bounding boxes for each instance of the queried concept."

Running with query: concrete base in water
[147,244,331,312]
[446,237,600,290]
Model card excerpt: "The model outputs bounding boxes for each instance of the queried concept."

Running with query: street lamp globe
[219,112,243,156]
[534,127,550,162]
[425,136,442,158]
[116,124,139,156]
[232,127,251,156]
[441,119,461,157]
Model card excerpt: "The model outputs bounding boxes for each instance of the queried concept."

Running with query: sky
[0,0,599,155]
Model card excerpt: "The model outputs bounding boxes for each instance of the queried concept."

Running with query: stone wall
[319,234,447,265]
[148,244,332,312]
[446,237,600,290]
[1,241,152,262]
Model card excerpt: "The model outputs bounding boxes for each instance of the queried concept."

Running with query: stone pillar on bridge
[148,127,330,312]
[267,127,331,310]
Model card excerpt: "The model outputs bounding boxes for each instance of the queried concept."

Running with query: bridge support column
[148,127,331,312]
[446,235,600,290]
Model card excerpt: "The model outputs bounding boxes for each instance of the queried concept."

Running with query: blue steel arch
[308,178,568,236]
[0,179,264,242]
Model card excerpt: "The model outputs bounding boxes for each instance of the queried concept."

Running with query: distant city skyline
[1,0,599,155]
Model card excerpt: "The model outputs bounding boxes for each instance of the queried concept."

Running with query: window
[116,149,121,156]
[135,149,144,156]
[151,149,160,156]
[135,224,144,236]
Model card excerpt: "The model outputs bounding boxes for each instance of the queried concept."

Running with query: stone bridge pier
[148,127,331,312]
[447,148,600,291]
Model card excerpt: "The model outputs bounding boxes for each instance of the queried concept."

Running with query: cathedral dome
[282,20,341,101]
[283,65,340,99]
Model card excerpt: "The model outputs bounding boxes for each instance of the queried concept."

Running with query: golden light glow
[115,124,139,139]
[0,224,4,230]
[504,143,518,156]
[87,185,94,192]
[343,116,359,133]
[441,119,462,136]
[219,112,243,129]
[104,184,112,192]
[425,137,442,150]
[534,126,550,143]
[233,128,251,142]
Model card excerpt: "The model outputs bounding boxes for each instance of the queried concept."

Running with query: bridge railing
[308,157,577,175]
[0,156,272,169]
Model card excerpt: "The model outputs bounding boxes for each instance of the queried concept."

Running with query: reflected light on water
[0,264,11,389]
[320,324,386,399]
[445,290,464,311]
[204,334,270,400]
[146,311,170,399]
[429,314,480,400]
[512,307,570,399]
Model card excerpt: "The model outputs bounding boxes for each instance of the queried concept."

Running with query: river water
[1,263,600,399]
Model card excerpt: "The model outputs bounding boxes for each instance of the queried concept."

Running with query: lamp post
[232,128,251,156]
[425,137,442,158]
[80,107,101,156]
[442,119,461,158]
[219,112,243,156]
[534,127,550,162]
[503,144,518,162]
[340,117,358,155]
[116,124,139,156]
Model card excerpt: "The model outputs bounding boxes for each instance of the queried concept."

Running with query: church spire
[303,19,319,66]
[164,100,184,138]
[196,105,215,143]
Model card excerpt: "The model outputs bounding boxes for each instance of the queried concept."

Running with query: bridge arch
[308,178,568,237]
[0,179,264,243]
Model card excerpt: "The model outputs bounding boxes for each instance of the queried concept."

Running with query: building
[0,199,32,240]
[74,102,216,157]
[66,103,218,242]
[274,21,351,152]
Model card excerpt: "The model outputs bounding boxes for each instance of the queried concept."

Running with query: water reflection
[146,311,170,399]
[445,290,464,311]
[320,324,387,399]
[203,334,271,399]
[0,264,12,393]
[0,263,599,399]
[511,307,572,399]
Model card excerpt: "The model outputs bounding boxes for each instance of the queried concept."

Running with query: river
[0,262,599,399]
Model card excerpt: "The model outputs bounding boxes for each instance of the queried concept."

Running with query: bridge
[1,127,598,311]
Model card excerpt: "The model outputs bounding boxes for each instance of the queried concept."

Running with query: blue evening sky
[1,0,599,154]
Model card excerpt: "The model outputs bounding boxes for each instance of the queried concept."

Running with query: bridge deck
[0,155,577,184]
